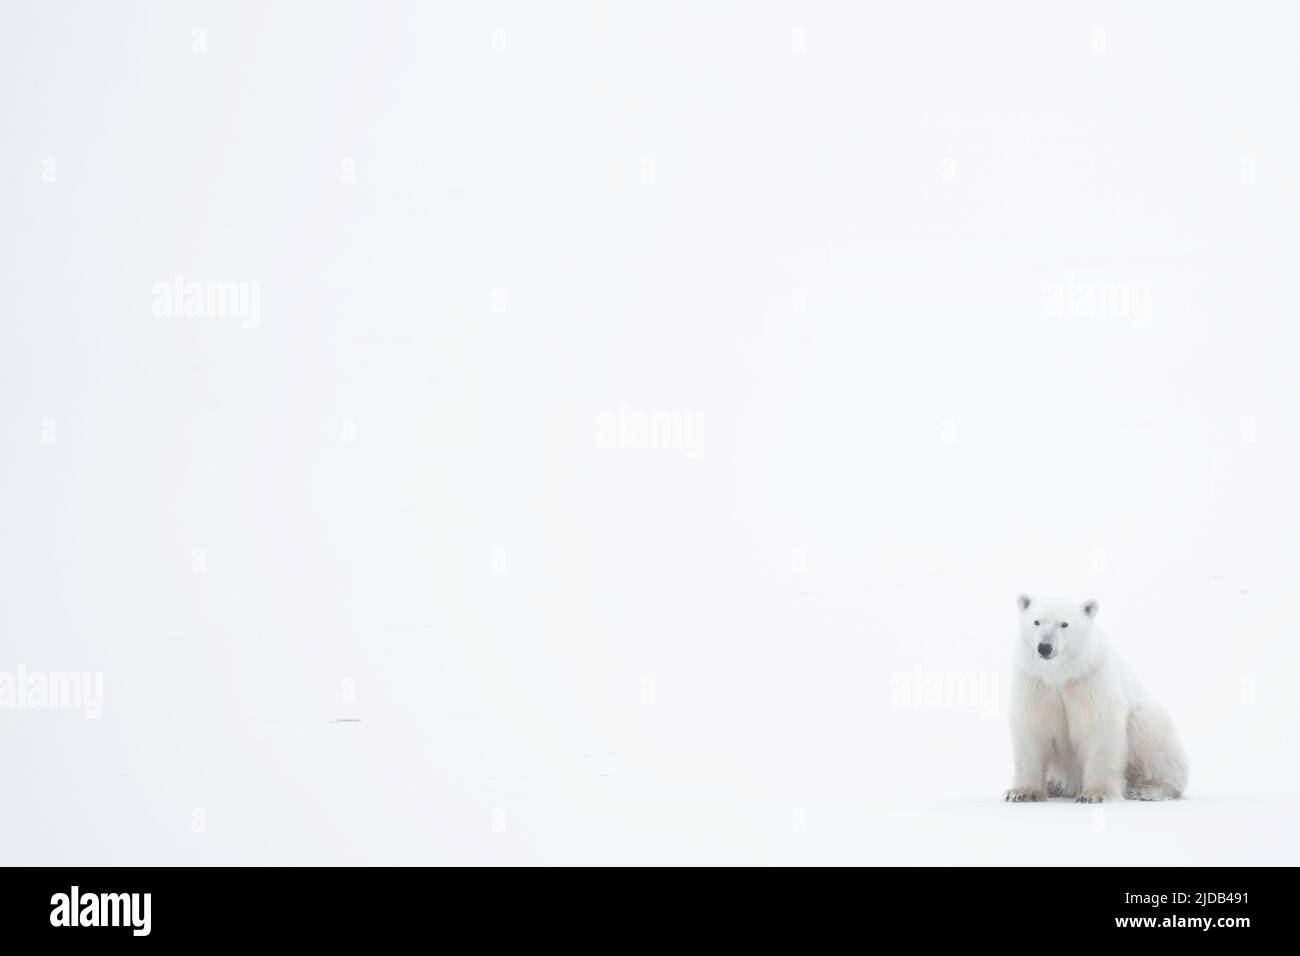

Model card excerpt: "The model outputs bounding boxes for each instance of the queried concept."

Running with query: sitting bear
[1005,595,1188,803]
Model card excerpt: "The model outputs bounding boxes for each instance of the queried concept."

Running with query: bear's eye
[1060,622,1069,629]
[1032,620,1040,626]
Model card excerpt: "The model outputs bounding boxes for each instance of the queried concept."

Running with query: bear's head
[1015,594,1099,666]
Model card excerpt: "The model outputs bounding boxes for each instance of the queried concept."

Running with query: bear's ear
[1082,599,1099,618]
[1017,594,1033,611]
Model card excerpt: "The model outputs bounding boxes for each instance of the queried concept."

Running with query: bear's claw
[1004,789,1043,802]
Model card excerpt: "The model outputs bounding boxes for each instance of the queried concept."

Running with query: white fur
[1004,594,1188,803]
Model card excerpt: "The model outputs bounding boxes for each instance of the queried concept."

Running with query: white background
[2,1,1298,864]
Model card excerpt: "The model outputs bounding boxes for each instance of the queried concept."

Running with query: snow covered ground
[3,2,1299,865]
[3,562,1295,865]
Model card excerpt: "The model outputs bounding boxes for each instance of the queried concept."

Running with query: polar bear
[1005,594,1188,803]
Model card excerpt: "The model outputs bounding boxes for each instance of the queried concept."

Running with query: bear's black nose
[1037,643,1053,658]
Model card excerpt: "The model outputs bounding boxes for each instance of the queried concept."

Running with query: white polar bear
[1005,594,1188,803]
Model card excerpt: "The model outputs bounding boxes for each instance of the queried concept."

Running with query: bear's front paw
[1004,788,1043,803]
[1075,787,1113,804]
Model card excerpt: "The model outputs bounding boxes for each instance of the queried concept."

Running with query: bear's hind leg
[1125,702,1188,800]
[1123,784,1179,801]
